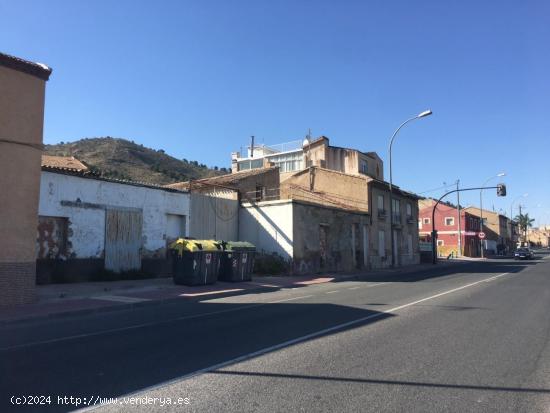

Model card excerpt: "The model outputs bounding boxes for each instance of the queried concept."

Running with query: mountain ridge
[44,137,228,185]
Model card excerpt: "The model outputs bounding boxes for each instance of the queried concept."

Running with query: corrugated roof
[41,155,89,172]
[0,52,52,81]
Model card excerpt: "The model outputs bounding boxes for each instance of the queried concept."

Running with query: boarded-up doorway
[105,209,143,272]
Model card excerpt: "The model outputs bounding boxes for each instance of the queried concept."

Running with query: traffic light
[497,184,507,197]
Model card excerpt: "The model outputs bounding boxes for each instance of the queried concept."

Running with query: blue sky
[2,0,549,225]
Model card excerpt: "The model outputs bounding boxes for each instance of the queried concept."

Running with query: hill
[44,137,228,185]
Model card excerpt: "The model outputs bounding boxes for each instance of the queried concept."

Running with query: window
[377,195,384,211]
[267,152,303,172]
[437,240,445,246]
[255,185,265,202]
[406,203,412,218]
[377,195,385,218]
[392,198,401,223]
[359,159,368,175]
[407,234,413,255]
[237,158,263,171]
[378,230,385,257]
[445,217,455,226]
[423,218,430,224]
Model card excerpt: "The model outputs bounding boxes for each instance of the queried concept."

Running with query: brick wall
[0,262,36,306]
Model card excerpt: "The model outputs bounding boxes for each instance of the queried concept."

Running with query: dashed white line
[325,290,340,294]
[79,271,512,411]
[269,295,313,303]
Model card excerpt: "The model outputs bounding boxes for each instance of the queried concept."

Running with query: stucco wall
[370,185,420,268]
[0,65,47,305]
[292,202,370,274]
[281,167,369,212]
[38,171,190,261]
[239,200,293,259]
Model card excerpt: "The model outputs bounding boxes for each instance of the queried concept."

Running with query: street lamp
[388,109,432,267]
[479,172,506,258]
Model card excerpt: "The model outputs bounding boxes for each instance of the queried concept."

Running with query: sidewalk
[0,260,466,325]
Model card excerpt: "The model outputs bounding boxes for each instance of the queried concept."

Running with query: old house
[226,136,421,273]
[231,136,384,182]
[240,199,371,274]
[164,167,281,240]
[277,167,419,270]
[418,198,481,257]
[0,52,52,305]
[37,156,190,283]
[462,207,513,254]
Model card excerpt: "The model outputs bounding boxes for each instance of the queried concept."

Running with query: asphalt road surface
[2,253,550,412]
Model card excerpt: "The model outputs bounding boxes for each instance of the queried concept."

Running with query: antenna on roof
[250,135,255,158]
[302,129,312,148]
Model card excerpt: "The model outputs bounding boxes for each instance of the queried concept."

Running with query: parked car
[514,248,534,260]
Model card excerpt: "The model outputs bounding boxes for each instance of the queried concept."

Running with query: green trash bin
[170,239,222,286]
[218,241,256,282]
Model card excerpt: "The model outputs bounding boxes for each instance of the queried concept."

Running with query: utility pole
[456,180,462,257]
[431,184,507,264]
[519,204,523,245]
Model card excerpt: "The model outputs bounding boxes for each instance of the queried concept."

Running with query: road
[2,253,550,412]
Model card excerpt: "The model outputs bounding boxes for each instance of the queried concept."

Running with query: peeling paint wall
[292,202,370,274]
[38,171,190,267]
[36,216,68,259]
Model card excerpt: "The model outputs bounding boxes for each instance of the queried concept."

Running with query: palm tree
[515,213,535,242]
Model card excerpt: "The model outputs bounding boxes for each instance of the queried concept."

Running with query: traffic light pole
[432,185,504,264]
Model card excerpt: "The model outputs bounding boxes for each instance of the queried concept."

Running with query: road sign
[478,232,486,239]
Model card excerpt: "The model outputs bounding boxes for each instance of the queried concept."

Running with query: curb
[0,260,471,327]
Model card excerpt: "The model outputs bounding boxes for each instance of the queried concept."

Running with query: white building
[37,159,190,283]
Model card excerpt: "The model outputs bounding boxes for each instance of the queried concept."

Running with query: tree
[515,213,535,241]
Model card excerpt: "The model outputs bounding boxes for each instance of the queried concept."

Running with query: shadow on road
[210,370,550,394]
[345,260,536,283]
[1,302,393,413]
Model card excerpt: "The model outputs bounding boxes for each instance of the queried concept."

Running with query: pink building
[418,199,481,257]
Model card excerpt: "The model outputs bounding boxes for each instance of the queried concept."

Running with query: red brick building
[418,199,481,257]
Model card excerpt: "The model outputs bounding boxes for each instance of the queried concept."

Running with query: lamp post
[479,172,506,258]
[388,109,432,267]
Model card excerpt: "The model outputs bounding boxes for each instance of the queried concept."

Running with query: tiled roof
[0,52,52,81]
[165,167,278,190]
[41,155,89,172]
[41,159,187,193]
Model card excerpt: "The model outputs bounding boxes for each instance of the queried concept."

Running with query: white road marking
[2,272,508,353]
[91,295,151,303]
[270,295,313,303]
[347,283,386,291]
[325,290,340,294]
[78,272,511,412]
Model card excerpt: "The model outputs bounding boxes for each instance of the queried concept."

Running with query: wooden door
[105,209,142,272]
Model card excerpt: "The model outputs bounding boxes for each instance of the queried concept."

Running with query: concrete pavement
[1,253,549,412]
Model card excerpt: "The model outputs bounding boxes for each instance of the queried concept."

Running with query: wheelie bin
[218,241,256,282]
[170,239,222,285]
